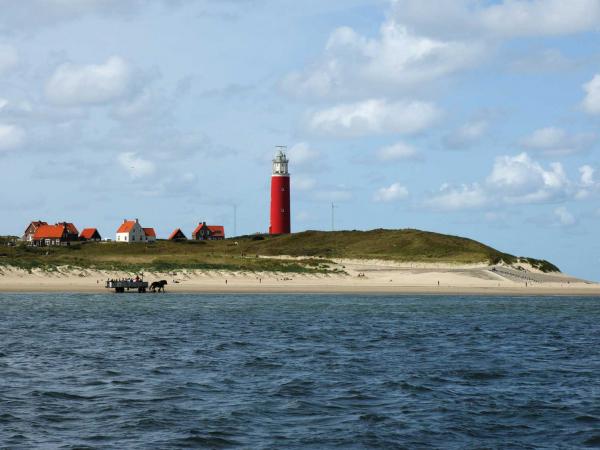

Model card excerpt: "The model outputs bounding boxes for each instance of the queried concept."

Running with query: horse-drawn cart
[105,279,148,293]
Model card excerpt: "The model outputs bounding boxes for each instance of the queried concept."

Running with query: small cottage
[168,228,187,241]
[80,228,102,242]
[192,222,225,241]
[116,219,156,243]
[143,228,157,243]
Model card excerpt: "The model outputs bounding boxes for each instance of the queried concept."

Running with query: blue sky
[1,0,600,280]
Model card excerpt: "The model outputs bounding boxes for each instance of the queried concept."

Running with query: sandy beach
[0,259,598,296]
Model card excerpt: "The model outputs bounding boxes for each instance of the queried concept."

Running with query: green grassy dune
[0,229,560,273]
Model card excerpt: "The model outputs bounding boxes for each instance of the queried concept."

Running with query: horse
[149,280,168,293]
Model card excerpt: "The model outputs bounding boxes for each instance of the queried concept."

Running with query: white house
[116,219,156,243]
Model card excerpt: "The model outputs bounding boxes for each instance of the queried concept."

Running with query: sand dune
[0,259,598,295]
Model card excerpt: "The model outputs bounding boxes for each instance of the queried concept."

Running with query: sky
[1,0,600,280]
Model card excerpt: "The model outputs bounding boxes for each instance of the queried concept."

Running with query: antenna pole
[331,202,335,232]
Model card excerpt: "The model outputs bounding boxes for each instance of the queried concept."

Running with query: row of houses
[23,221,101,246]
[22,219,225,246]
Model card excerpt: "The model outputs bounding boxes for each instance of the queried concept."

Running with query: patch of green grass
[0,229,561,273]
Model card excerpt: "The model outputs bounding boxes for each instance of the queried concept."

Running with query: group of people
[107,275,143,283]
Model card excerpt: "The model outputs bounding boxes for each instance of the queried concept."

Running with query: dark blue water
[1,294,600,449]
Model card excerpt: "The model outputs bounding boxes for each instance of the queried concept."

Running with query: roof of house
[33,224,67,240]
[116,220,136,233]
[25,221,48,234]
[168,228,186,240]
[62,222,79,235]
[207,226,224,236]
[80,228,100,239]
[143,228,156,238]
[192,222,206,235]
[29,220,47,228]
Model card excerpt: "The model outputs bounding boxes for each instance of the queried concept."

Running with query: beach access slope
[1,258,598,295]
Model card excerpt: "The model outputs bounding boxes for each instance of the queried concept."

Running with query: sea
[0,293,599,449]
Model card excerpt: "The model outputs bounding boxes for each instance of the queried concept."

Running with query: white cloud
[287,142,320,167]
[117,152,155,179]
[308,99,441,137]
[520,127,596,156]
[425,153,595,211]
[554,206,576,226]
[391,0,600,39]
[376,142,420,162]
[487,153,569,203]
[0,44,18,74]
[580,165,595,186]
[0,124,25,151]
[576,165,597,199]
[284,18,484,99]
[479,0,600,37]
[582,74,600,115]
[424,183,488,211]
[444,119,488,149]
[45,56,133,106]
[373,182,409,202]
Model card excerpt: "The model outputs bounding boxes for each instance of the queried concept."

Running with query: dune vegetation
[0,229,560,273]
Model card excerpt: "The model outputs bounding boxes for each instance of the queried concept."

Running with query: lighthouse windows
[281,208,285,213]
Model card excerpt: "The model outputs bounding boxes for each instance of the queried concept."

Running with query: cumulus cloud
[580,165,595,186]
[308,99,441,137]
[284,17,484,99]
[554,206,576,226]
[373,182,409,202]
[45,56,134,106]
[424,183,488,211]
[117,152,155,179]
[582,74,600,115]
[425,153,600,211]
[487,153,569,203]
[287,142,321,169]
[443,119,488,150]
[0,124,25,152]
[376,142,420,162]
[520,127,596,156]
[0,44,18,74]
[391,0,600,39]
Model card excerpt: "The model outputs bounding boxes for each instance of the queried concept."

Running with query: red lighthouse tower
[269,146,291,235]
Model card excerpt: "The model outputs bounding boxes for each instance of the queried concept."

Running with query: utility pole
[331,202,336,232]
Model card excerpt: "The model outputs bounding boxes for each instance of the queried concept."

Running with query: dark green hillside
[0,229,560,273]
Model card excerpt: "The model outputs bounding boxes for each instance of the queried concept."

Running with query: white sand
[0,259,598,295]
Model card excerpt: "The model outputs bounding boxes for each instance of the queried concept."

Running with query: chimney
[123,219,126,223]
[135,218,139,223]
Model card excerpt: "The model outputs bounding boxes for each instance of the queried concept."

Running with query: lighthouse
[269,146,291,235]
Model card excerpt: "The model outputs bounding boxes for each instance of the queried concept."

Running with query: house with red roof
[168,228,187,241]
[116,219,156,243]
[79,228,102,242]
[192,222,225,241]
[31,222,80,246]
[143,228,157,243]
[22,220,48,242]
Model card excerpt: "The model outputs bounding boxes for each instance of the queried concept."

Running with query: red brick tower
[269,147,291,235]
